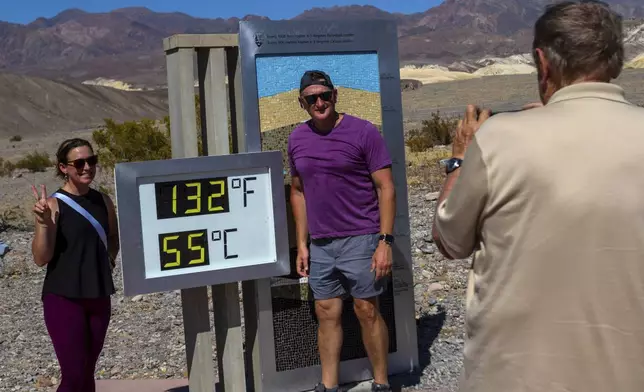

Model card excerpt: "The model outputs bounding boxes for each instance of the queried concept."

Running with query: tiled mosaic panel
[271,270,397,372]
[255,52,382,133]
[257,52,393,373]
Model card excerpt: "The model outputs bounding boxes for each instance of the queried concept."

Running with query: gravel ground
[0,185,471,392]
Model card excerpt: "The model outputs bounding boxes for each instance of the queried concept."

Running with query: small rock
[429,282,444,292]
[131,295,144,302]
[420,245,435,254]
[0,242,8,257]
[424,192,439,201]
[35,375,53,388]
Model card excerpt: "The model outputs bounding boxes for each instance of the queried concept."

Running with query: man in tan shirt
[432,1,644,391]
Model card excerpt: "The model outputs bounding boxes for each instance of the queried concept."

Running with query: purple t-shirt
[287,114,392,239]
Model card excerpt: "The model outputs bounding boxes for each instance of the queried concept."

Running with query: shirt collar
[547,82,630,106]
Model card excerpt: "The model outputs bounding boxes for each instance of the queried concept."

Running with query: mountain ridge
[0,1,642,86]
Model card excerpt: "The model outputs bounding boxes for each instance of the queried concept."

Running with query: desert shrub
[93,95,235,170]
[0,207,29,233]
[406,111,459,152]
[0,158,15,177]
[92,117,173,170]
[9,135,22,142]
[14,151,53,172]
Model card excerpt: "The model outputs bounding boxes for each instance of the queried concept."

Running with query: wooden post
[165,33,251,392]
[166,46,216,392]
[197,46,247,392]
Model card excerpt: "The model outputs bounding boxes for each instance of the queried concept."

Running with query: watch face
[444,158,462,173]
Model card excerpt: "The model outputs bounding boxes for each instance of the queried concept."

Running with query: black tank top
[42,188,115,299]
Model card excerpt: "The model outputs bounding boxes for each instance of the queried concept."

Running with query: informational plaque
[114,150,290,296]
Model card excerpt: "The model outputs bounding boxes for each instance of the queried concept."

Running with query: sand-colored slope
[81,77,144,91]
[258,87,382,132]
[400,65,477,84]
[626,53,644,69]
[473,63,536,76]
[0,72,168,137]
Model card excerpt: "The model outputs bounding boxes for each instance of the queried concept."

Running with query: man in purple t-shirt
[287,70,395,392]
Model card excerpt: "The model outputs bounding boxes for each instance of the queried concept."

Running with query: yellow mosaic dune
[258,87,381,132]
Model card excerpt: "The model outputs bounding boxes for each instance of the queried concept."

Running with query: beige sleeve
[434,137,489,259]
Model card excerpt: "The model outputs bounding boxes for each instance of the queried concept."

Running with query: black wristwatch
[379,233,394,245]
[440,157,463,174]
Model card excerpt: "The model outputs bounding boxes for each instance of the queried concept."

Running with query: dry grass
[405,146,451,190]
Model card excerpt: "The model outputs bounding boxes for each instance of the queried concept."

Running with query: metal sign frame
[238,19,419,391]
[115,151,290,297]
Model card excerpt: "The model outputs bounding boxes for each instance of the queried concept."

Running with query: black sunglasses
[66,155,98,169]
[302,91,333,105]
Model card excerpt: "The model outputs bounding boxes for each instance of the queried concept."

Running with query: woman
[31,138,119,392]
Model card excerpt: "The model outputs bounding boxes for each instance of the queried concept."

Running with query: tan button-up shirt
[434,82,644,392]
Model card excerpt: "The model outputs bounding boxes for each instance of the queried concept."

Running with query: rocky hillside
[0,72,167,137]
[447,17,644,73]
[625,19,644,59]
[0,0,642,86]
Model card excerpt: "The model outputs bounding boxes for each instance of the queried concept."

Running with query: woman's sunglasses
[66,155,99,170]
[302,91,333,105]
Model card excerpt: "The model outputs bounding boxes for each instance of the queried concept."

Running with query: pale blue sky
[4,0,442,24]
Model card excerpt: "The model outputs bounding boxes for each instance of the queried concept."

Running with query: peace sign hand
[31,184,51,225]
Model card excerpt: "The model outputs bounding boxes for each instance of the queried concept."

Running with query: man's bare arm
[290,176,309,250]
[371,167,395,235]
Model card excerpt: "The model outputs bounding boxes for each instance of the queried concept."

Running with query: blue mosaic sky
[256,53,380,98]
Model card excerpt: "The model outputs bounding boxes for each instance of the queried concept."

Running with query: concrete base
[45,378,376,392]
[97,379,188,392]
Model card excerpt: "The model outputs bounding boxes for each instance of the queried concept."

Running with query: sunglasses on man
[301,91,333,106]
[66,155,99,170]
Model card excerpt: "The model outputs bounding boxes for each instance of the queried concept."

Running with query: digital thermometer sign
[114,151,290,296]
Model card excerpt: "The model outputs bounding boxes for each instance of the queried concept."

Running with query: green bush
[93,95,234,171]
[406,111,459,152]
[14,151,52,172]
[92,117,173,170]
[9,135,22,142]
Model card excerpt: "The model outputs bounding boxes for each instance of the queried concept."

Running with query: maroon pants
[43,293,111,392]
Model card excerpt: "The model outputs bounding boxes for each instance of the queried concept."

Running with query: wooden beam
[164,34,239,52]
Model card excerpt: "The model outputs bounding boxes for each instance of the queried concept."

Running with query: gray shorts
[308,233,386,300]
